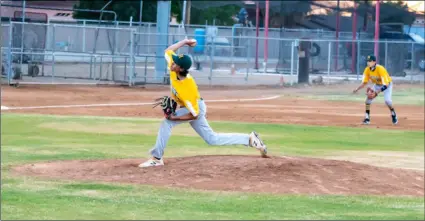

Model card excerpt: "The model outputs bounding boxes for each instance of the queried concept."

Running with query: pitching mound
[12,155,424,196]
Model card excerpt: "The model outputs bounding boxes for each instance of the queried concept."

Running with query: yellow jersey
[164,50,201,116]
[362,64,392,85]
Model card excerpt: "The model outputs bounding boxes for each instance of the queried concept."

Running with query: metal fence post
[245,37,250,82]
[82,20,86,52]
[41,21,48,77]
[144,56,148,83]
[129,30,134,86]
[384,40,388,68]
[327,41,331,84]
[52,24,56,82]
[93,55,97,80]
[147,23,151,54]
[295,40,300,77]
[411,42,414,71]
[115,21,119,54]
[7,23,13,84]
[411,42,415,83]
[290,40,294,86]
[230,32,234,74]
[209,35,215,86]
[124,56,127,81]
[89,55,93,79]
[51,52,55,83]
[112,21,120,82]
[99,54,103,80]
[356,40,360,81]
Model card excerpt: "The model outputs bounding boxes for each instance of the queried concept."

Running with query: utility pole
[139,0,143,23]
[182,1,187,25]
[186,0,191,25]
[155,1,171,82]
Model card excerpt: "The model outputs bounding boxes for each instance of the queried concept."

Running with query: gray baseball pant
[150,99,250,159]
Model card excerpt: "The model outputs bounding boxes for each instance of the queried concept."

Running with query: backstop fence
[1,21,424,86]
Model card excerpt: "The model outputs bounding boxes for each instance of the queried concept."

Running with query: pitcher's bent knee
[385,100,393,107]
[204,134,217,145]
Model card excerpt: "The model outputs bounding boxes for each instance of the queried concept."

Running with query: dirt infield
[2,84,424,196]
[1,84,424,130]
[12,155,424,196]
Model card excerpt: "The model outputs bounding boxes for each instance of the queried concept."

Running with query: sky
[404,1,425,13]
[308,1,425,16]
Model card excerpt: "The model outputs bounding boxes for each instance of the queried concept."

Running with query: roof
[300,14,375,33]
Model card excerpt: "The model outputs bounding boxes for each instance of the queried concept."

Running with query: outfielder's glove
[153,96,177,118]
[366,87,378,99]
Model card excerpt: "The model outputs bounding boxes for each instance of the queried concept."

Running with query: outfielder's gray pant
[366,82,394,106]
[150,99,250,159]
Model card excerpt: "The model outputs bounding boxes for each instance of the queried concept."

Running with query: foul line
[2,95,281,111]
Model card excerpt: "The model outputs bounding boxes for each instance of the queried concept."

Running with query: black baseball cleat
[392,115,398,125]
[362,118,370,125]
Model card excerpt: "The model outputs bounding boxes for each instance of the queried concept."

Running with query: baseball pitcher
[353,55,398,125]
[139,38,267,168]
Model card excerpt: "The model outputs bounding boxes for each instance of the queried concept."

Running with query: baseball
[187,39,197,47]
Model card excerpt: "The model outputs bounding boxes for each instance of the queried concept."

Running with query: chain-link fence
[2,21,424,86]
[2,21,139,85]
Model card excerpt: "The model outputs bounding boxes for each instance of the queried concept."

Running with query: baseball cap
[172,53,192,71]
[367,55,376,62]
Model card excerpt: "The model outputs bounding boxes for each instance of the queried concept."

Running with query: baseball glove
[366,87,378,99]
[153,96,177,117]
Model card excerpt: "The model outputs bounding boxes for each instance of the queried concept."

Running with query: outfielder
[139,38,267,168]
[353,55,398,125]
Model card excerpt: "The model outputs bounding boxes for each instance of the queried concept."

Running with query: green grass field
[1,113,424,220]
[302,87,425,106]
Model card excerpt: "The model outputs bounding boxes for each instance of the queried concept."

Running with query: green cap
[367,55,376,62]
[172,53,192,71]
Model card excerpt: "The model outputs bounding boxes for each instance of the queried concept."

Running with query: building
[404,12,425,38]
[1,0,79,22]
[412,12,425,27]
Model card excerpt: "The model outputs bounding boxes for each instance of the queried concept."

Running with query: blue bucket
[193,28,206,53]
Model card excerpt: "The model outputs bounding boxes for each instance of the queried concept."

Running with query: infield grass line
[0,95,281,110]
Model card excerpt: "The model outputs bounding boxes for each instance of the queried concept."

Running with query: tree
[72,1,115,21]
[271,1,312,28]
[73,0,171,23]
[171,0,183,23]
[190,1,242,26]
[353,0,416,28]
[376,0,416,26]
[72,0,242,26]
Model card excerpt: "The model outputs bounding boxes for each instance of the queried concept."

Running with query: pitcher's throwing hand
[186,39,197,47]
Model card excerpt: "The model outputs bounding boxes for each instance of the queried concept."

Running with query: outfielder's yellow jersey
[165,50,201,116]
[362,64,392,85]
